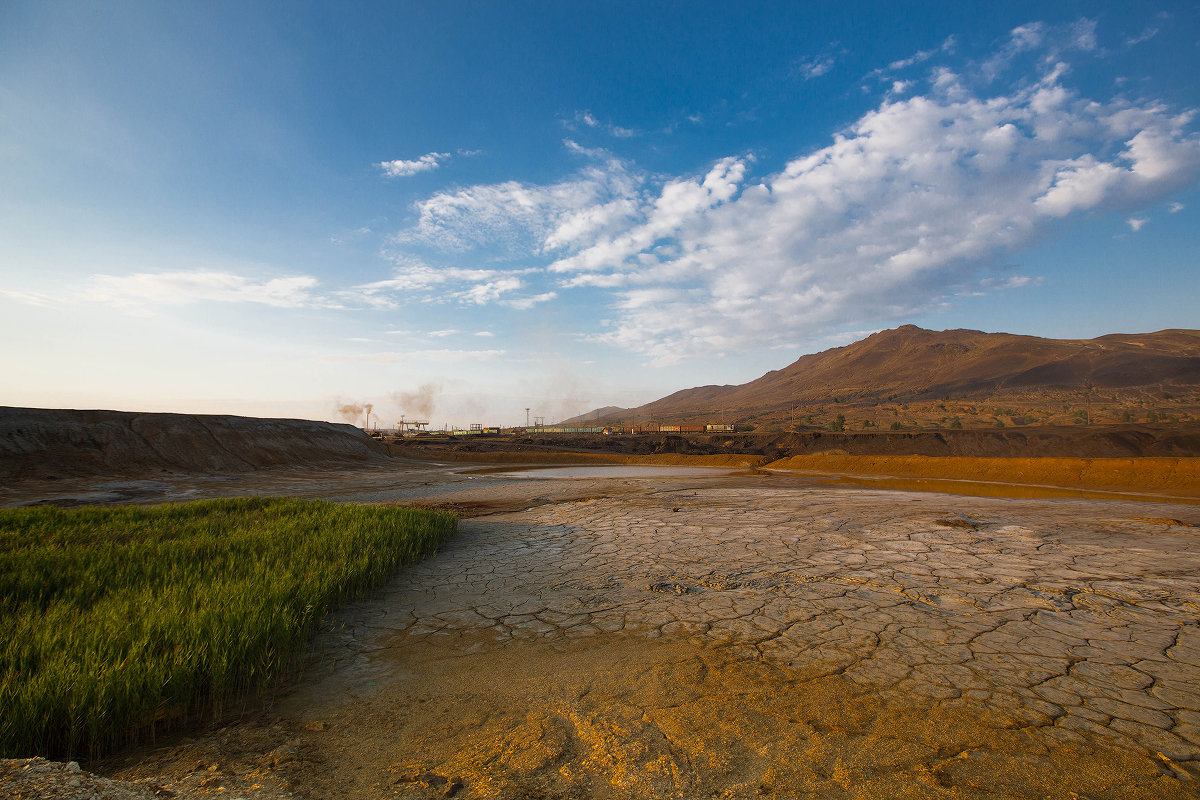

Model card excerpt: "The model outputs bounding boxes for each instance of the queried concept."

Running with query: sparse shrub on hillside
[830,413,846,432]
[948,417,963,429]
[890,421,904,431]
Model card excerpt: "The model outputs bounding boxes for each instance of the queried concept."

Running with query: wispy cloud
[1127,217,1148,232]
[346,260,553,310]
[1125,12,1167,48]
[317,349,506,363]
[83,270,328,309]
[564,110,636,138]
[865,35,956,81]
[793,53,836,80]
[378,151,451,177]
[0,289,61,307]
[1125,26,1160,47]
[981,19,1097,81]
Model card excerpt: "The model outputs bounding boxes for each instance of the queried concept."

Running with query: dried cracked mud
[88,465,1200,798]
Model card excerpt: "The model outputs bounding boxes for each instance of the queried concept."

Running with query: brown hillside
[0,407,388,481]
[571,326,1200,427]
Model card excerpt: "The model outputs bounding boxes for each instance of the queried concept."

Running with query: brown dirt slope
[0,407,387,481]
[577,325,1200,422]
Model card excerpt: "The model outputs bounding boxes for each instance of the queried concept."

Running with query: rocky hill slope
[570,326,1200,426]
[0,407,387,481]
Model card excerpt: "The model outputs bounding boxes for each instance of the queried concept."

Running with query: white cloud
[379,31,1200,362]
[395,152,643,254]
[428,329,460,337]
[866,36,955,80]
[978,275,1041,291]
[1126,27,1159,46]
[378,152,450,177]
[1127,217,1148,231]
[565,110,636,138]
[0,289,61,307]
[794,54,835,80]
[84,270,327,309]
[981,20,1097,82]
[1169,202,1185,213]
[474,330,495,337]
[559,64,1198,359]
[505,291,557,310]
[346,260,552,310]
[318,349,506,363]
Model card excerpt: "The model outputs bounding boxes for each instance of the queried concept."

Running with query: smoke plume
[336,402,373,426]
[391,383,441,418]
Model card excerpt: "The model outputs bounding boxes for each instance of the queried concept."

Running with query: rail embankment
[388,445,768,468]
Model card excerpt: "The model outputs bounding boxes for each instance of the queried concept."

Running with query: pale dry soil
[11,463,1200,799]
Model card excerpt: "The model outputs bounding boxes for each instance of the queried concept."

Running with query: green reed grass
[0,497,456,760]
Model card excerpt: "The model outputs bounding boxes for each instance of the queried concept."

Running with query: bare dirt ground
[7,460,1200,798]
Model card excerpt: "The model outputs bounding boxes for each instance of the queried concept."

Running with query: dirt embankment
[0,407,387,481]
[391,426,1200,500]
[391,424,1200,461]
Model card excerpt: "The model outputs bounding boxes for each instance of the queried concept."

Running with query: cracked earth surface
[95,467,1200,799]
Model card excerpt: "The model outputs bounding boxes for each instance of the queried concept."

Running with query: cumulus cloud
[379,30,1200,362]
[378,152,450,177]
[556,70,1198,360]
[394,151,643,254]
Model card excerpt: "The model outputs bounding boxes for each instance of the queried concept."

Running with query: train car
[706,424,736,432]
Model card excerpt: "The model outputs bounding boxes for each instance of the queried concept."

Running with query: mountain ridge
[564,326,1200,427]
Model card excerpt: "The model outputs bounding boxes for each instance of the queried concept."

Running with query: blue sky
[2,2,1198,427]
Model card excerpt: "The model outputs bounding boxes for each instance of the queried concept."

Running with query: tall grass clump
[0,497,455,760]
